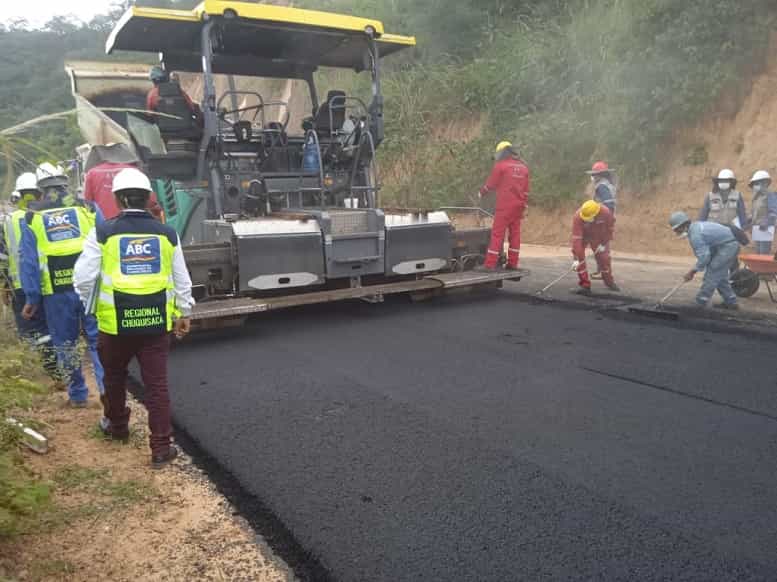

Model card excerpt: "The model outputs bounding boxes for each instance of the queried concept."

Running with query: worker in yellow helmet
[571,200,619,295]
[476,141,530,271]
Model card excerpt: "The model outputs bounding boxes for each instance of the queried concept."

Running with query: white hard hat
[36,163,68,188]
[15,172,38,192]
[749,170,772,186]
[716,169,736,182]
[112,168,152,194]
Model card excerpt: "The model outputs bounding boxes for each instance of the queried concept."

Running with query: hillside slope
[522,39,777,255]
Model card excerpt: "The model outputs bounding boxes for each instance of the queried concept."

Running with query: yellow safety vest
[27,206,94,295]
[4,209,25,289]
[96,232,176,335]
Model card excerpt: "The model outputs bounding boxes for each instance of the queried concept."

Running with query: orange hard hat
[587,161,612,175]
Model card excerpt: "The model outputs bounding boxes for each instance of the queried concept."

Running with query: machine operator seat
[154,81,203,141]
[314,90,347,136]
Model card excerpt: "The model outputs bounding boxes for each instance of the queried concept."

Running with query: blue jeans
[43,291,105,403]
[697,241,740,306]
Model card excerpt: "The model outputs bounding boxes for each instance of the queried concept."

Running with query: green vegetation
[309,0,777,207]
[1,0,775,206]
[0,325,50,536]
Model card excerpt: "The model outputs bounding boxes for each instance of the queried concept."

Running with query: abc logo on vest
[120,237,161,275]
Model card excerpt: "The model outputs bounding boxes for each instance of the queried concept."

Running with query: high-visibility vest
[4,209,26,289]
[27,206,94,295]
[707,191,741,225]
[96,231,176,335]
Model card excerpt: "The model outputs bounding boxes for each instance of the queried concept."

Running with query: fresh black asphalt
[166,290,777,581]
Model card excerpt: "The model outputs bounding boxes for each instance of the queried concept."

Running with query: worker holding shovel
[668,211,740,310]
[572,200,620,295]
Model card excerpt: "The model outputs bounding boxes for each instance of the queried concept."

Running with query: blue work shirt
[688,221,737,272]
[20,200,104,306]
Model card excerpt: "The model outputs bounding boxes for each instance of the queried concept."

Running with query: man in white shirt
[74,168,194,469]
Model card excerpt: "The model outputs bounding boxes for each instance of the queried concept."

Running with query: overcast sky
[0,0,114,27]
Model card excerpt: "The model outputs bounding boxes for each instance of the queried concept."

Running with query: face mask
[677,231,689,239]
[719,182,731,192]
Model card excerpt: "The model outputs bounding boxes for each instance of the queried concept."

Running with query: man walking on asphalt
[572,200,619,295]
[74,168,194,469]
[477,141,530,271]
[669,211,739,310]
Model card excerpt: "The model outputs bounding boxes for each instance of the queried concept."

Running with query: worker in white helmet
[699,169,747,228]
[747,170,777,255]
[19,163,105,408]
[74,168,194,469]
[1,174,59,381]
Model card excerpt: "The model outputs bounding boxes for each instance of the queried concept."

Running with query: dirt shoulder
[0,390,294,582]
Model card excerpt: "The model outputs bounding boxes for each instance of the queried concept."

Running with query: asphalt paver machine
[69,0,526,325]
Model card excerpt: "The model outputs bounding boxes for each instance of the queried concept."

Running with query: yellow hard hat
[580,200,601,222]
[495,141,513,154]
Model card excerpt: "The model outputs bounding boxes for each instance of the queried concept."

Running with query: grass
[28,559,76,580]
[0,321,51,537]
[53,464,155,504]
[310,0,777,211]
[85,424,146,449]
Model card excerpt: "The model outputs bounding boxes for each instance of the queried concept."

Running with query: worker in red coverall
[572,200,620,295]
[83,160,163,220]
[477,141,530,271]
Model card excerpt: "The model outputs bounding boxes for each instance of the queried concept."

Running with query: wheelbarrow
[732,254,777,301]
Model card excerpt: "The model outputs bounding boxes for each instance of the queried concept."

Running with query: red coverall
[572,205,616,288]
[480,157,530,269]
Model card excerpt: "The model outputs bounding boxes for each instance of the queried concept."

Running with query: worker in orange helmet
[587,161,617,214]
[572,200,619,295]
[477,141,530,271]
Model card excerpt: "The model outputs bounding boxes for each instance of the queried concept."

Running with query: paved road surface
[168,289,777,581]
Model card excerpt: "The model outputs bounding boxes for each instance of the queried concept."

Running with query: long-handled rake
[628,280,687,320]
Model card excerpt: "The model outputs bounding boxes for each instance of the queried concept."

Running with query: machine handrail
[439,206,495,219]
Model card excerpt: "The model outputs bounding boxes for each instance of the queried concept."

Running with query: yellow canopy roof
[106,1,416,75]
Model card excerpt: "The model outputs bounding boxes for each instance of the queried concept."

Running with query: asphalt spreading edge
[127,376,336,582]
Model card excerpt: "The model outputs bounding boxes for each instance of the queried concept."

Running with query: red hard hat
[589,161,610,174]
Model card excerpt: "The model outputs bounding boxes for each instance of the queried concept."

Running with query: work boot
[98,417,129,444]
[152,445,179,470]
[505,264,520,272]
[606,282,621,293]
[573,286,592,296]
[714,302,740,311]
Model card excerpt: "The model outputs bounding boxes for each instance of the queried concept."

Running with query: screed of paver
[167,294,777,582]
